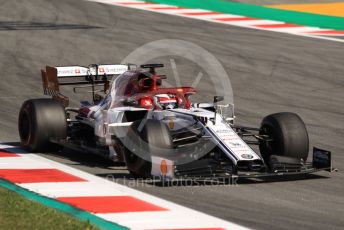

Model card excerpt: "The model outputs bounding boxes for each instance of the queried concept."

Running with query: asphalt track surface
[0,0,343,229]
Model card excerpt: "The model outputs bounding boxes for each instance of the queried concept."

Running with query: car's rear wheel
[18,99,67,152]
[259,112,309,163]
[123,119,173,178]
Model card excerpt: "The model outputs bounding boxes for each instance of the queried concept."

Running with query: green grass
[0,187,99,230]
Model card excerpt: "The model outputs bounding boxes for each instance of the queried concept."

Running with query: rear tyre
[123,119,173,178]
[259,112,309,163]
[18,99,67,152]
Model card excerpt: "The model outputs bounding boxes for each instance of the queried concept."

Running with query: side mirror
[213,96,224,125]
[213,96,224,103]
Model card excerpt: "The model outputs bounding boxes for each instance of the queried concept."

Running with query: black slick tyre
[18,99,67,152]
[259,112,309,162]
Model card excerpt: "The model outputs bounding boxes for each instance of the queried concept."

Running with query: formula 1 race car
[18,63,332,180]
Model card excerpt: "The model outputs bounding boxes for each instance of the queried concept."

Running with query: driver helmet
[153,94,177,110]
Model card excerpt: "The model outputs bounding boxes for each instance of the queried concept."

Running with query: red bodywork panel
[121,73,196,109]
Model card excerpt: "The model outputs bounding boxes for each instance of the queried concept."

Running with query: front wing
[150,147,333,181]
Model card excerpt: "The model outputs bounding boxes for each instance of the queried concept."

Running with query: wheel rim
[260,125,273,153]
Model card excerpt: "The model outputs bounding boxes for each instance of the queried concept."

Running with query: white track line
[214,19,282,26]
[0,155,53,169]
[20,182,127,198]
[99,211,237,229]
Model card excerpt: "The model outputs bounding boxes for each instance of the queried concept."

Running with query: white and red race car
[18,63,332,180]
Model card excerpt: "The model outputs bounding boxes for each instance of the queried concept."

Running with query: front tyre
[123,119,173,178]
[18,99,67,152]
[259,112,309,162]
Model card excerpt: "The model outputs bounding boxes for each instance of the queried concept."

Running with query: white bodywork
[169,108,261,162]
[94,105,261,179]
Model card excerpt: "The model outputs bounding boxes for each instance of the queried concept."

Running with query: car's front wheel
[259,112,309,163]
[123,119,173,178]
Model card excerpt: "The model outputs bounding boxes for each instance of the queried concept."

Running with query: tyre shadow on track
[95,173,330,187]
[163,174,329,187]
[237,174,329,184]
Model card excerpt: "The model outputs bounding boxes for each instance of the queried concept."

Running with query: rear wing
[41,64,133,107]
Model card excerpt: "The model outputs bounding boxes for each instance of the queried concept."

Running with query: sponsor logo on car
[229,142,242,147]
[241,154,254,159]
[168,120,174,129]
[216,130,231,133]
[160,160,168,176]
